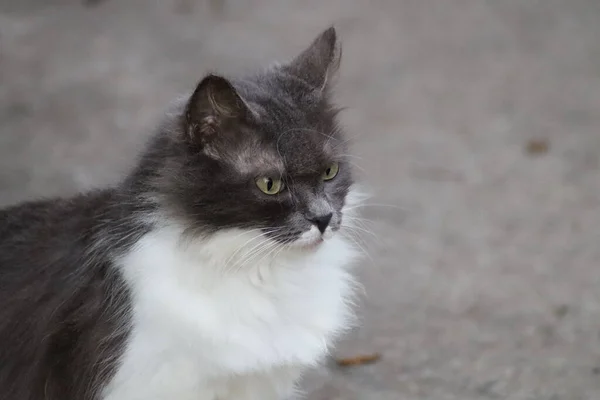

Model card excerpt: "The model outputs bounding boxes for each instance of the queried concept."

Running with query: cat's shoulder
[0,189,124,277]
[0,190,116,233]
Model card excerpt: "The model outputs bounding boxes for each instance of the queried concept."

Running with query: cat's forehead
[234,130,339,177]
[233,72,343,174]
[277,129,339,172]
[235,70,328,125]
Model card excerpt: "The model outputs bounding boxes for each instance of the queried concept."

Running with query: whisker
[231,239,280,274]
[344,230,373,264]
[341,223,376,238]
[343,216,376,232]
[253,239,287,269]
[221,229,279,273]
[344,160,366,173]
[343,215,374,224]
[344,203,405,211]
[338,153,363,160]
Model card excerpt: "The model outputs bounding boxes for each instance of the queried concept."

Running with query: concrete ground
[1,1,600,399]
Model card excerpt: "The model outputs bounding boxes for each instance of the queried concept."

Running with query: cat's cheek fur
[101,221,359,400]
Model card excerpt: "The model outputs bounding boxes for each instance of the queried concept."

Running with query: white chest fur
[101,225,358,400]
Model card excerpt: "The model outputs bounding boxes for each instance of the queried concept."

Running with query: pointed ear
[285,26,341,91]
[185,74,252,141]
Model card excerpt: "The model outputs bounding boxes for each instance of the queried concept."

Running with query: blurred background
[1,1,600,399]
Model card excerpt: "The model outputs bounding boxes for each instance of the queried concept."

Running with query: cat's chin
[288,226,334,251]
[293,237,324,251]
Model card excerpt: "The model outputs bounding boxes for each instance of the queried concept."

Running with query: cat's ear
[286,26,341,92]
[185,74,253,142]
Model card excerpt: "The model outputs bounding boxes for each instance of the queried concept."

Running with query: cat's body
[0,28,362,400]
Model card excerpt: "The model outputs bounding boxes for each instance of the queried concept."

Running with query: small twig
[335,353,381,367]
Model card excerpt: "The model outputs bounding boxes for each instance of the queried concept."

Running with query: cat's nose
[308,213,333,234]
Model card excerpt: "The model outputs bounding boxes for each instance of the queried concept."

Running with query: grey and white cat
[0,27,363,400]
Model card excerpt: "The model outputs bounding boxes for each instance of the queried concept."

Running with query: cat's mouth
[290,225,332,250]
[299,237,324,250]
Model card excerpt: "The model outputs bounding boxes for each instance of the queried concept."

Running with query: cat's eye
[322,162,339,181]
[255,177,284,195]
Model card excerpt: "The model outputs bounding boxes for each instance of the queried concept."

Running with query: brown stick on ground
[335,353,381,367]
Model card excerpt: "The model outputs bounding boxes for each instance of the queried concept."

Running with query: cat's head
[152,27,356,249]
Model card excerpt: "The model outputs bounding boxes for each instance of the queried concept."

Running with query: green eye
[322,162,339,181]
[255,177,284,195]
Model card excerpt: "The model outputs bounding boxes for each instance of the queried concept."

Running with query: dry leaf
[335,353,381,367]
[525,139,550,156]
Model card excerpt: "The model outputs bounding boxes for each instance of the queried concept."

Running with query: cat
[0,27,363,400]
